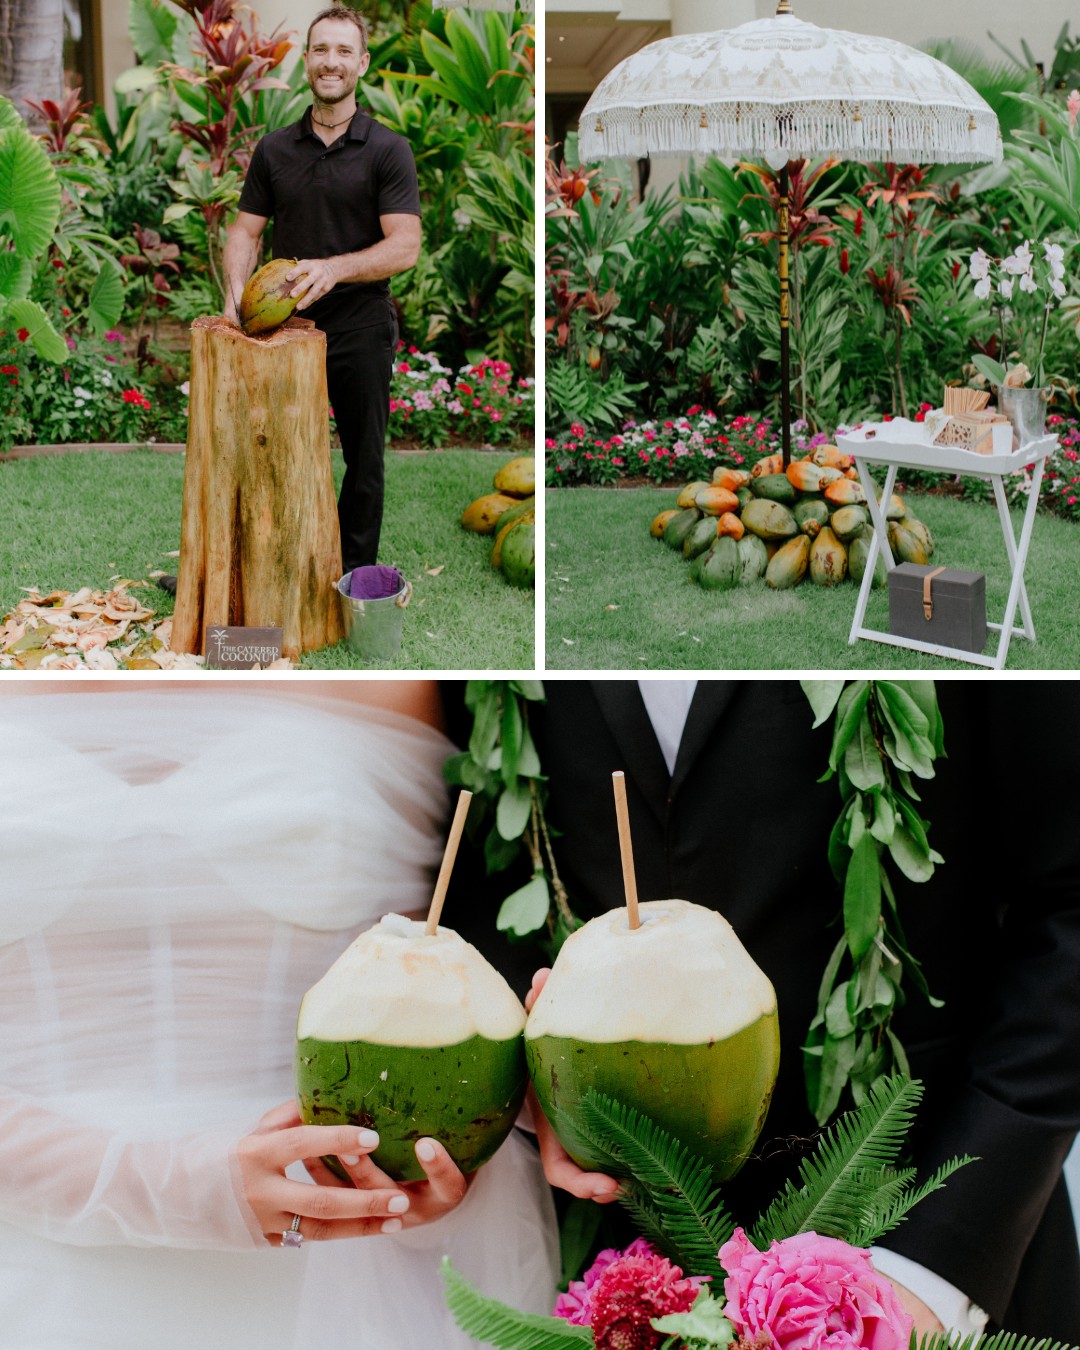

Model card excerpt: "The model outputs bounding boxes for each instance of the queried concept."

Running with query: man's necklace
[312,108,354,131]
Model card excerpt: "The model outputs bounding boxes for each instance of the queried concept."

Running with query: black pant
[323,314,397,571]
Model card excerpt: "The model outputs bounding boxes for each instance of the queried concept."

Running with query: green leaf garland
[802,680,945,1125]
[445,680,579,948]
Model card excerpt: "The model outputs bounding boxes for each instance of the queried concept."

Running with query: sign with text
[204,626,283,669]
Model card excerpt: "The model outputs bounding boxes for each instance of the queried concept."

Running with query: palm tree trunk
[0,0,65,119]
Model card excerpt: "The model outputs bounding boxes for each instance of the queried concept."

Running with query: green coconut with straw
[525,773,781,1181]
[295,792,528,1182]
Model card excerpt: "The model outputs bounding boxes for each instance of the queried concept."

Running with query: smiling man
[223,5,421,573]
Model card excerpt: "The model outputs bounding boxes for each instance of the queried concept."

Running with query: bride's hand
[266,1100,472,1232]
[322,1134,474,1231]
[525,969,620,1205]
[238,1102,416,1245]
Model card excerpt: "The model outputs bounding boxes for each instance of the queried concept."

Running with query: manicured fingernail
[388,1195,409,1213]
[381,1218,402,1234]
[357,1129,379,1149]
[416,1139,436,1162]
[340,1154,360,1166]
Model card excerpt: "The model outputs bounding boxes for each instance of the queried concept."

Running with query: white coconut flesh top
[525,899,776,1044]
[296,913,526,1046]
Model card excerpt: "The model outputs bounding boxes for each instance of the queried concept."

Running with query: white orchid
[968,236,1073,390]
[1044,241,1066,280]
[1001,241,1034,276]
[969,248,991,281]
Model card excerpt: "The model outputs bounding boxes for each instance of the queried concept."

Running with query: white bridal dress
[0,690,559,1350]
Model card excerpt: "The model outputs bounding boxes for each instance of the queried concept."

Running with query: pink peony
[718,1228,913,1350]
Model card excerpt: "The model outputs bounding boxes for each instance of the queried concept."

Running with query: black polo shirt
[238,106,421,332]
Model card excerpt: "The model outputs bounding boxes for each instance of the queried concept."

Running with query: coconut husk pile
[0,580,293,671]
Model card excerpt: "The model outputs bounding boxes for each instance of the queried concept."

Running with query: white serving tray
[837,425,1057,475]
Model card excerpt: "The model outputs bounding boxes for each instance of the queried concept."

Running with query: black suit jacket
[445,679,1080,1339]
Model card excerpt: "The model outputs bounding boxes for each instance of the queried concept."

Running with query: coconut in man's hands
[295,914,527,1182]
[525,899,780,1180]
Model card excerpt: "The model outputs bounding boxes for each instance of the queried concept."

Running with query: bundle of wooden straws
[932,387,1008,455]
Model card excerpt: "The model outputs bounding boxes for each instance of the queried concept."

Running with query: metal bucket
[335,567,411,664]
[996,384,1052,449]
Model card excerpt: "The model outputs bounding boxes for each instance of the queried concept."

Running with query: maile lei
[447,679,946,1129]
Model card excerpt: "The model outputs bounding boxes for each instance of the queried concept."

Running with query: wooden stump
[171,316,345,660]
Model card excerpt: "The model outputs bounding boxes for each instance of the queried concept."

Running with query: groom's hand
[889,1280,945,1340]
[287,258,338,310]
[526,969,621,1205]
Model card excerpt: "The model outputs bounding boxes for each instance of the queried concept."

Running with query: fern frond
[568,1092,735,1277]
[441,1259,592,1349]
[917,1331,1076,1350]
[848,1155,976,1247]
[750,1076,923,1245]
[618,1185,672,1257]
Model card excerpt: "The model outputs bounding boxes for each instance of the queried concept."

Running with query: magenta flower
[590,1249,704,1349]
[554,1239,655,1325]
[555,1239,705,1350]
[719,1228,912,1350]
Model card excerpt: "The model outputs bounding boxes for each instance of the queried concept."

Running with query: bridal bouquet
[968,240,1070,390]
[443,1077,1075,1350]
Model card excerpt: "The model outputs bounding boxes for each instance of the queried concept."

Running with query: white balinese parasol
[577,0,1002,462]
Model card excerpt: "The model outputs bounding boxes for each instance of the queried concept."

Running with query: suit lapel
[669,681,740,800]
[589,681,670,826]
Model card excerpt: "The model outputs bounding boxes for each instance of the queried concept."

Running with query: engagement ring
[282,1214,303,1248]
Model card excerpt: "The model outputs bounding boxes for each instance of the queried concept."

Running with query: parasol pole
[779,162,792,469]
[777,0,793,468]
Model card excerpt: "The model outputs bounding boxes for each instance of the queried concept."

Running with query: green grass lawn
[546,486,1080,671]
[0,448,534,670]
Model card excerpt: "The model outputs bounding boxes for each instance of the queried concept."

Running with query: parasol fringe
[579,103,1001,165]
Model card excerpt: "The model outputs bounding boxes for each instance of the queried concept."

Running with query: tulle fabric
[0,689,559,1349]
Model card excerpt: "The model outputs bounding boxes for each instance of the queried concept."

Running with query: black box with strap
[887,563,987,654]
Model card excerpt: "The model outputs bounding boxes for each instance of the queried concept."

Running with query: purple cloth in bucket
[347,565,403,600]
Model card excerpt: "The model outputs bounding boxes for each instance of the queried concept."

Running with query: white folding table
[837,427,1057,670]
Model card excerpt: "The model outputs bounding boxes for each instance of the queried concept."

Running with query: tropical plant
[161,0,293,176]
[365,9,533,367]
[162,161,243,307]
[404,10,532,160]
[730,249,849,432]
[988,21,1080,95]
[0,95,65,364]
[1005,90,1080,238]
[118,224,183,337]
[545,361,647,435]
[456,147,534,370]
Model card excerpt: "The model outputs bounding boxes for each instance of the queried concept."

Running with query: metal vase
[996,385,1051,450]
